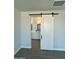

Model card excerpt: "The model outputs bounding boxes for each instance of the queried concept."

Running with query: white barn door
[40,15,54,50]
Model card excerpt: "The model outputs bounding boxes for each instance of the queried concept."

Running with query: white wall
[20,10,65,50]
[20,12,31,48]
[14,8,21,54]
[54,10,65,50]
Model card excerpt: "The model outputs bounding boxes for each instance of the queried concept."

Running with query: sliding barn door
[40,15,54,50]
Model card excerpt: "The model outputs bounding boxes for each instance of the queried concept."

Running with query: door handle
[41,35,42,39]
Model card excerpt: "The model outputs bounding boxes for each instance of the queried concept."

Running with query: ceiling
[14,0,65,11]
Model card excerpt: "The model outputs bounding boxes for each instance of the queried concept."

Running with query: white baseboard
[53,48,65,51]
[20,45,31,48]
[19,46,65,51]
[40,48,65,51]
[14,48,21,55]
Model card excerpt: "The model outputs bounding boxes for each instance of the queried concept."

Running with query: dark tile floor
[14,48,65,59]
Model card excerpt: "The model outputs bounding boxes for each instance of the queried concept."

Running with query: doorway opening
[31,16,42,58]
[31,16,42,40]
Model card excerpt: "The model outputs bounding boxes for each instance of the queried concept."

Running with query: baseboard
[19,47,65,51]
[40,48,65,51]
[53,48,65,51]
[20,45,31,48]
[14,48,21,55]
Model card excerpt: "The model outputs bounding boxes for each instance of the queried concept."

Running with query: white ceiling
[14,0,65,11]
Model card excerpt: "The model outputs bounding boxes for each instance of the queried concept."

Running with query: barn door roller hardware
[29,12,59,17]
